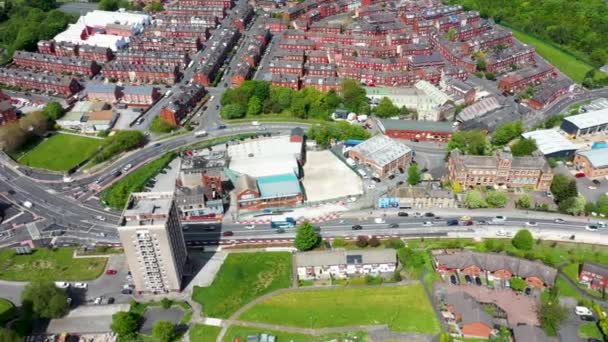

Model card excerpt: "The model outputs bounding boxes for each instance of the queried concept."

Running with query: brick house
[103,64,179,85]
[434,251,557,288]
[114,51,190,68]
[348,135,412,177]
[78,45,114,63]
[0,91,17,126]
[301,76,342,92]
[129,36,202,54]
[160,83,206,126]
[498,64,555,93]
[573,149,608,180]
[0,68,81,96]
[444,292,494,339]
[13,51,101,77]
[230,63,252,87]
[37,40,55,55]
[525,78,571,110]
[379,120,454,143]
[87,83,119,103]
[122,85,160,105]
[579,262,608,291]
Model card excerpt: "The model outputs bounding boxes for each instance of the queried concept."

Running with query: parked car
[55,282,69,289]
[463,220,474,226]
[389,223,399,228]
[94,297,103,305]
[593,179,601,185]
[106,269,118,275]
[371,177,381,183]
[422,221,433,227]
[580,315,596,322]
[424,212,435,217]
[121,288,133,295]
[107,297,115,305]
[396,181,404,186]
[73,283,88,289]
[397,212,409,217]
[575,172,586,178]
[123,164,132,172]
[388,174,395,180]
[351,225,363,230]
[446,219,459,226]
[575,306,593,316]
[460,215,471,221]
[222,231,234,237]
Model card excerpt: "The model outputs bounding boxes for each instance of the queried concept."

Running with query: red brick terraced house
[434,251,557,288]
[0,68,81,96]
[121,85,160,105]
[525,78,572,110]
[579,262,608,291]
[379,119,454,143]
[164,5,225,18]
[153,14,219,28]
[114,51,190,68]
[160,83,206,126]
[13,51,101,77]
[444,292,494,340]
[128,36,202,54]
[498,63,555,93]
[78,45,114,63]
[103,63,179,85]
[301,76,342,92]
[485,46,535,73]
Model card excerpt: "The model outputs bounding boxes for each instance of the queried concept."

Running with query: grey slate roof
[581,262,608,279]
[380,119,454,133]
[295,249,396,267]
[445,291,493,327]
[435,251,557,285]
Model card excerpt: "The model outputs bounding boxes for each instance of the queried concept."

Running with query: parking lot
[554,164,608,202]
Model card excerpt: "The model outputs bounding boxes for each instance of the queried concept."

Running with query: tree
[484,72,496,81]
[451,182,462,194]
[21,281,67,319]
[246,96,262,116]
[306,121,370,146]
[368,236,381,247]
[517,194,532,209]
[447,130,488,155]
[42,102,64,121]
[464,190,487,209]
[356,235,369,248]
[0,328,21,342]
[145,1,163,11]
[595,194,608,216]
[491,121,523,146]
[0,123,27,152]
[19,110,49,137]
[373,97,401,118]
[98,0,119,11]
[511,138,538,156]
[294,222,320,251]
[150,117,175,133]
[152,320,175,342]
[512,229,534,251]
[550,174,578,203]
[220,104,246,119]
[476,58,487,71]
[24,0,57,10]
[558,195,586,215]
[446,28,457,41]
[539,297,568,336]
[510,277,527,291]
[486,191,508,208]
[161,297,172,309]
[407,164,421,185]
[341,79,368,113]
[438,332,453,342]
[111,311,141,340]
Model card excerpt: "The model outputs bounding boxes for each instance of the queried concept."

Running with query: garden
[191,252,292,318]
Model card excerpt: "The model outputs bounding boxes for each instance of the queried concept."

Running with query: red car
[222,231,234,237]
[575,172,586,178]
[463,220,474,226]
[105,269,117,275]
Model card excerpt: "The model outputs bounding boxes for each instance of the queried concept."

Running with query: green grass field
[239,284,441,333]
[0,298,15,323]
[579,322,603,339]
[18,133,102,171]
[192,252,292,318]
[508,26,595,83]
[0,248,107,281]
[190,324,221,342]
[222,326,367,342]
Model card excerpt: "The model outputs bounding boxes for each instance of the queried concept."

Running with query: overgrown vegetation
[101,152,175,209]
[306,121,370,146]
[150,117,177,134]
[92,130,145,164]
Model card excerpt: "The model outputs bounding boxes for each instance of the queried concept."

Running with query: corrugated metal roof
[576,148,608,169]
[521,129,577,155]
[563,108,608,130]
[257,172,301,198]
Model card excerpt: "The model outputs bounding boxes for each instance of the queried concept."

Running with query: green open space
[190,324,222,342]
[579,322,603,339]
[192,252,292,318]
[101,152,175,209]
[17,133,102,171]
[0,298,16,323]
[226,113,325,125]
[222,326,367,342]
[507,26,595,83]
[0,247,107,281]
[239,284,440,333]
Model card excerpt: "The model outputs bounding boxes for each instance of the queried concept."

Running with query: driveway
[558,297,584,342]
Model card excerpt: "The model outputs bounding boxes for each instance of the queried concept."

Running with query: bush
[486,191,508,208]
[368,236,381,247]
[160,298,172,309]
[512,229,534,251]
[150,117,175,134]
[364,275,383,285]
[92,130,145,164]
[510,277,527,291]
[332,238,347,247]
[517,194,532,209]
[356,235,369,248]
[384,238,405,249]
[464,190,487,208]
[220,103,246,119]
[392,271,402,282]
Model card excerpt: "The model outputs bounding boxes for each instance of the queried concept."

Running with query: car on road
[525,221,538,227]
[222,231,234,237]
[424,212,435,217]
[121,288,133,295]
[276,228,285,234]
[388,174,395,180]
[422,221,433,227]
[446,219,459,226]
[74,283,88,289]
[352,225,363,230]
[593,179,601,185]
[217,124,227,129]
[554,218,566,224]
[371,177,381,183]
[396,181,404,186]
[580,315,596,322]
[54,282,69,289]
[463,220,474,226]
[94,297,103,305]
[397,212,408,217]
[95,215,106,221]
[245,224,255,229]
[106,269,118,275]
[588,185,597,190]
[586,225,599,231]
[107,297,115,305]
[460,215,471,221]
[374,218,385,224]
[476,220,487,225]
[123,164,132,172]
[575,306,593,316]
[388,223,399,228]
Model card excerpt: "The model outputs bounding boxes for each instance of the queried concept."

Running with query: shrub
[368,236,381,247]
[356,235,369,248]
[160,298,172,309]
[392,271,402,282]
[512,229,534,251]
[510,277,527,291]
[486,191,508,208]
[332,238,347,247]
[384,238,405,249]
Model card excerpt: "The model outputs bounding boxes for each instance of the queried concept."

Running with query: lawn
[239,284,441,333]
[0,298,15,323]
[190,324,221,342]
[579,322,603,339]
[192,252,292,318]
[18,133,103,171]
[227,113,324,125]
[222,326,367,342]
[507,26,595,83]
[0,248,107,281]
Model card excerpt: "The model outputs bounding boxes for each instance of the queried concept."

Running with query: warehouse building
[561,109,608,139]
[573,149,608,180]
[521,129,578,158]
[378,119,454,143]
[348,135,412,177]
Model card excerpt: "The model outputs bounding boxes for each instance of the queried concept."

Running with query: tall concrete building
[118,192,187,293]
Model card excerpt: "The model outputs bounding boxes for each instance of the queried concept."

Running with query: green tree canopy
[464,190,487,209]
[447,130,488,155]
[111,311,141,340]
[341,79,368,113]
[510,277,527,291]
[21,281,67,319]
[407,164,421,185]
[511,138,538,156]
[486,191,508,208]
[145,1,164,11]
[152,320,175,342]
[558,195,586,215]
[491,121,523,146]
[150,117,175,133]
[294,222,320,251]
[42,102,64,121]
[247,96,262,116]
[220,104,246,119]
[517,194,532,209]
[306,121,370,146]
[373,97,401,118]
[550,174,578,203]
[512,229,534,250]
[0,328,21,342]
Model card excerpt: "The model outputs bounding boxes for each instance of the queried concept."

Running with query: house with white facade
[295,249,397,280]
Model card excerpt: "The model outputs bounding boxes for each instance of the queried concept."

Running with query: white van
[22,201,33,209]
[194,130,208,137]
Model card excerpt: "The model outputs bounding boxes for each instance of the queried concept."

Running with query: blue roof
[257,173,301,198]
[577,148,608,168]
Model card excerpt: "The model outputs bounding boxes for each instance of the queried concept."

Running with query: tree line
[446,121,537,157]
[0,102,63,152]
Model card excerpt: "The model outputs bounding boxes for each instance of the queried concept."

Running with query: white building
[227,135,303,178]
[295,249,397,280]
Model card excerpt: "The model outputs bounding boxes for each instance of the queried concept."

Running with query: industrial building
[521,129,578,158]
[378,119,454,143]
[234,173,304,211]
[573,149,608,180]
[348,135,412,177]
[118,192,188,293]
[561,108,608,139]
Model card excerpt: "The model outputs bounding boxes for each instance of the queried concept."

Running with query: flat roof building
[573,148,608,180]
[521,129,578,158]
[379,119,454,143]
[348,135,412,177]
[561,108,608,138]
[118,192,187,293]
[227,135,303,178]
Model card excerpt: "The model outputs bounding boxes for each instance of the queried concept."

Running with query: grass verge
[0,247,106,281]
[190,324,222,342]
[17,133,102,171]
[239,284,441,333]
[579,322,603,339]
[0,298,15,323]
[101,152,175,209]
[192,252,292,318]
[222,326,367,342]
